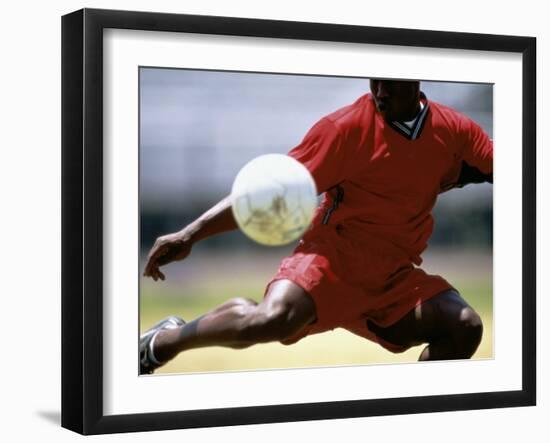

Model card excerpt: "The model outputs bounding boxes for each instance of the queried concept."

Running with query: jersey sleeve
[288,117,348,194]
[456,116,493,185]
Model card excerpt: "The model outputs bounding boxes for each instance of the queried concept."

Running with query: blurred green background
[139,69,493,373]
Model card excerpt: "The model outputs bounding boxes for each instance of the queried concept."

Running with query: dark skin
[370,79,421,121]
[144,80,483,364]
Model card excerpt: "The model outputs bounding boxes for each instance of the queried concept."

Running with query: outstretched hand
[143,232,193,281]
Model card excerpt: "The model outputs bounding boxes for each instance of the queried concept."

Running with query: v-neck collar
[387,92,430,141]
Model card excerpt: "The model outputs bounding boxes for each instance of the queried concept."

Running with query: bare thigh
[261,279,318,338]
[366,289,479,348]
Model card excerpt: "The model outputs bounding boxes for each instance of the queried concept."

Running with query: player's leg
[415,290,483,360]
[416,290,483,360]
[367,289,483,360]
[144,279,316,369]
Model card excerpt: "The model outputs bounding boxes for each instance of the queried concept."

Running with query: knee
[453,307,483,357]
[237,303,303,344]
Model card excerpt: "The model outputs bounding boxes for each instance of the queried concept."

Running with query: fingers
[143,261,158,279]
[144,260,165,281]
[148,266,165,282]
[143,234,188,281]
[144,248,161,277]
[144,240,168,278]
[144,240,175,281]
[144,262,165,281]
[144,258,161,279]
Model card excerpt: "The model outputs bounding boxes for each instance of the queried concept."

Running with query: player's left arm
[455,116,493,187]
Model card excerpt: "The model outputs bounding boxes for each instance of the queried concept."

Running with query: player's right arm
[143,195,238,281]
[288,117,353,195]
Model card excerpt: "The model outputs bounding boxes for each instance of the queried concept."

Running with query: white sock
[148,331,163,365]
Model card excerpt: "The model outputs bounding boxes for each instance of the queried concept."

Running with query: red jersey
[288,92,493,265]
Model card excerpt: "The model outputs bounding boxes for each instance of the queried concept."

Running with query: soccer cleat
[139,316,186,375]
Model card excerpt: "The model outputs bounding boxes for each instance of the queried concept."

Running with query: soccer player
[140,79,493,374]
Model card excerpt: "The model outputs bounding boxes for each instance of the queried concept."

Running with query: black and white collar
[388,92,430,140]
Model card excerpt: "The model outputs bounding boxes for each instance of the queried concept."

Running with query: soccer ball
[231,154,318,246]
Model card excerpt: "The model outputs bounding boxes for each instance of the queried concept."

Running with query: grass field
[139,249,493,374]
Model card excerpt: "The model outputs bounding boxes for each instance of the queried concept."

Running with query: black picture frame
[61,8,536,435]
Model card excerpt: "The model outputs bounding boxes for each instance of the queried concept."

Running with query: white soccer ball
[231,154,318,246]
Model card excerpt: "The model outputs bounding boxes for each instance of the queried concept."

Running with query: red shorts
[265,224,453,353]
